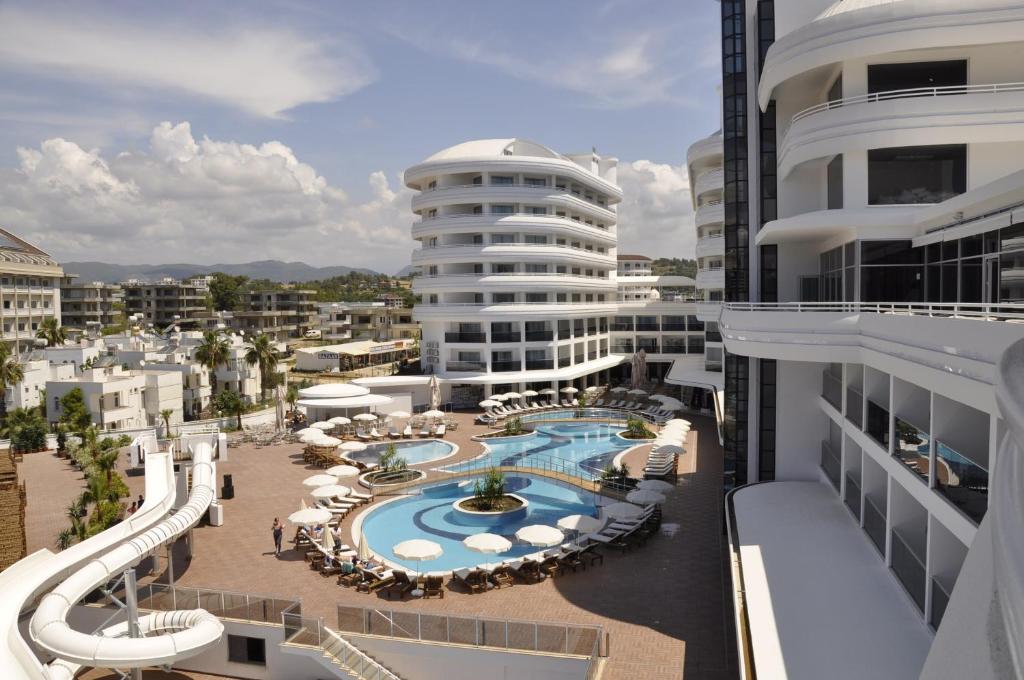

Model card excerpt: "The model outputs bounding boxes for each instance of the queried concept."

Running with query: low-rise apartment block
[122,277,208,329]
[0,229,63,352]
[227,289,317,341]
[59,276,123,331]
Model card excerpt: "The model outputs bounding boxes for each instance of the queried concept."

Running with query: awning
[297,393,394,409]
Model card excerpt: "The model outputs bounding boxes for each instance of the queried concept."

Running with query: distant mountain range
[60,260,382,283]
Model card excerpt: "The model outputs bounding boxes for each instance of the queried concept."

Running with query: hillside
[60,260,380,283]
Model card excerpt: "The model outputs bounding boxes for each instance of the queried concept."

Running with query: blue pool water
[444,420,633,479]
[347,439,455,467]
[360,474,599,572]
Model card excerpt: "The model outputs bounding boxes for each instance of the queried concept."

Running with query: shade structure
[353,413,378,422]
[665,419,692,427]
[479,399,501,408]
[560,386,579,394]
[358,530,372,561]
[627,388,648,396]
[637,479,675,493]
[491,393,509,401]
[627,489,666,505]
[539,388,557,395]
[300,431,327,444]
[521,390,539,397]
[652,444,685,456]
[602,502,644,520]
[310,421,334,430]
[584,385,600,393]
[295,427,320,436]
[311,484,351,499]
[422,409,445,419]
[393,539,444,568]
[428,374,441,410]
[610,386,629,393]
[315,436,342,447]
[651,396,683,410]
[328,416,352,425]
[387,410,411,419]
[557,514,604,534]
[288,507,332,526]
[302,474,338,488]
[631,349,648,390]
[502,392,522,399]
[515,524,564,547]
[322,525,335,551]
[326,464,361,478]
[463,533,513,555]
[339,441,368,452]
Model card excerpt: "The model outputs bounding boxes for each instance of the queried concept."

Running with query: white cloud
[0,6,375,119]
[0,122,416,271]
[615,160,696,260]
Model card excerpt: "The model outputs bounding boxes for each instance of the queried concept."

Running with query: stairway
[311,627,402,680]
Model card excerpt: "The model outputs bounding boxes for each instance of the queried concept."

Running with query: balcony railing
[525,360,554,370]
[419,301,615,309]
[935,440,989,525]
[722,301,1024,322]
[524,331,554,342]
[557,329,572,340]
[635,323,660,331]
[866,400,890,451]
[637,344,659,354]
[444,332,486,343]
[891,528,927,612]
[417,241,612,256]
[844,471,861,521]
[661,323,687,331]
[491,332,521,343]
[558,357,571,368]
[418,271,610,281]
[894,417,930,484]
[863,494,887,556]
[611,345,634,354]
[791,81,1024,125]
[930,577,952,631]
[417,182,614,211]
[586,352,597,361]
[491,360,521,372]
[822,371,842,411]
[846,386,863,428]
[820,440,841,492]
[446,361,486,372]
[610,323,634,332]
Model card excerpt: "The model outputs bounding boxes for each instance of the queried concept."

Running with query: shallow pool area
[360,474,600,572]
[347,439,456,467]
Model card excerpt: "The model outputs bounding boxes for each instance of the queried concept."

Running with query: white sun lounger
[436,424,446,437]
[403,424,413,437]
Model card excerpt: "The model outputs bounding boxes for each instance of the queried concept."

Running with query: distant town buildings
[59,276,124,331]
[0,229,63,352]
[122,277,208,329]
[225,289,318,341]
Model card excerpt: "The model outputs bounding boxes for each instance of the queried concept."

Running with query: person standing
[272,518,283,557]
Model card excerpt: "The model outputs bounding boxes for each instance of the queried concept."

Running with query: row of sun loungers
[586,504,662,552]
[644,449,678,479]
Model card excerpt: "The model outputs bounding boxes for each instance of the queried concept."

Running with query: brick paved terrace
[20,411,736,680]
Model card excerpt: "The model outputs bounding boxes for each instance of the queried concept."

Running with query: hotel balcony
[693,168,723,202]
[694,200,723,229]
[411,213,617,245]
[410,185,616,222]
[686,132,723,173]
[411,242,616,268]
[695,234,724,259]
[695,267,724,291]
[415,272,615,292]
[695,301,721,322]
[414,300,618,321]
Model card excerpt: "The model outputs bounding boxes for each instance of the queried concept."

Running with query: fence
[336,605,606,659]
[136,583,299,625]
[282,610,401,680]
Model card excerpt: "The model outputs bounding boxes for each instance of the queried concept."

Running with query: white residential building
[43,342,103,373]
[46,366,147,431]
[316,302,352,342]
[713,2,1024,679]
[5,353,75,412]
[0,229,63,352]
[177,331,262,404]
[407,138,623,405]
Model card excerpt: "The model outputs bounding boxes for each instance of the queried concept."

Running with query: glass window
[861,240,923,265]
[961,234,983,258]
[867,60,966,94]
[960,258,982,302]
[862,266,924,302]
[827,155,843,209]
[868,145,966,205]
[1001,250,1024,302]
[1002,223,1024,252]
[942,240,959,261]
[228,635,266,665]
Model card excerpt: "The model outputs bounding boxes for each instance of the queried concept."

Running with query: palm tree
[36,318,67,347]
[160,408,174,437]
[194,330,230,394]
[0,343,24,423]
[91,446,120,490]
[214,389,246,430]
[244,333,278,398]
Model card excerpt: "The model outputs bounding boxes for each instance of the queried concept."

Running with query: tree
[194,330,230,393]
[378,443,408,473]
[244,333,278,396]
[0,343,24,423]
[7,407,47,452]
[286,383,299,413]
[214,389,246,430]
[208,272,249,311]
[472,468,506,511]
[160,408,174,437]
[59,387,93,438]
[36,317,67,347]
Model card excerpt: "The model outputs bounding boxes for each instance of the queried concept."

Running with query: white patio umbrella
[491,393,509,401]
[560,386,579,394]
[300,431,327,444]
[557,514,604,534]
[627,489,666,505]
[652,444,685,456]
[357,530,372,561]
[393,539,444,582]
[422,409,445,419]
[521,390,539,397]
[288,507,332,526]
[479,399,501,408]
[328,416,352,425]
[310,421,334,430]
[585,385,600,393]
[387,410,411,419]
[602,502,644,520]
[651,396,683,410]
[294,427,320,436]
[316,436,342,447]
[610,386,629,393]
[353,413,378,422]
[322,524,336,551]
[627,388,648,396]
[339,441,368,452]
[515,524,564,547]
[637,479,675,493]
[326,464,361,478]
[311,484,351,499]
[539,388,557,395]
[502,392,522,400]
[463,533,513,555]
[302,474,338,488]
[664,419,692,427]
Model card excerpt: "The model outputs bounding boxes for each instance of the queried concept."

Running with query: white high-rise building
[406,139,623,404]
[713,2,1024,679]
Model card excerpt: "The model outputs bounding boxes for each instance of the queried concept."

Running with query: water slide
[0,434,223,679]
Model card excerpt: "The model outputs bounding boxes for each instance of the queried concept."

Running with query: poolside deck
[20,412,735,680]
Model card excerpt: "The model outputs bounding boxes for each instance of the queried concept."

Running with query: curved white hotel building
[713,1,1024,680]
[406,139,624,402]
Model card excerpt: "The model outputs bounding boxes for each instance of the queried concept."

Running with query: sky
[0,0,722,274]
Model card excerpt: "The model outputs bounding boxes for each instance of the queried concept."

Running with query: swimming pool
[448,421,635,479]
[347,439,456,467]
[359,474,600,572]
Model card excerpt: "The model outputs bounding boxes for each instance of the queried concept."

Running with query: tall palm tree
[36,318,67,347]
[244,332,278,398]
[194,330,230,394]
[0,344,24,424]
[160,408,174,437]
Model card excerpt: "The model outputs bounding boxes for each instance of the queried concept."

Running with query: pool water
[447,421,633,479]
[360,474,599,572]
[347,439,456,467]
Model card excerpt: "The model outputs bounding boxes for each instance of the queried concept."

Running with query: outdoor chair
[514,559,544,583]
[382,571,416,600]
[489,565,514,588]
[436,424,446,437]
[356,568,394,593]
[538,555,561,578]
[388,426,401,439]
[453,568,488,593]
[403,424,413,437]
[422,573,445,598]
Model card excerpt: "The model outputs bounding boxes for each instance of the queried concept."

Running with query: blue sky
[0,0,721,273]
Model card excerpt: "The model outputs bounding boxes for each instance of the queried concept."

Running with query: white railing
[722,301,1024,321]
[419,301,616,308]
[698,266,724,273]
[415,241,613,256]
[417,182,613,209]
[992,337,1024,675]
[416,212,613,230]
[283,613,401,680]
[418,272,610,281]
[791,82,1024,124]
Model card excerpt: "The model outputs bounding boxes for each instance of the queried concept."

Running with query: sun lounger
[489,564,514,588]
[453,568,488,593]
[577,543,604,567]
[402,424,413,437]
[512,558,544,583]
[422,572,445,598]
[561,399,573,407]
[356,567,395,593]
[571,399,579,406]
[382,571,416,600]
[436,424,446,437]
[419,425,431,437]
[527,401,540,410]
[388,425,401,439]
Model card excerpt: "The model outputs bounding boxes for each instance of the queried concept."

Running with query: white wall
[775,360,825,480]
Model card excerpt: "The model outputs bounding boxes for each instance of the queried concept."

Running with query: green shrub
[472,467,506,511]
[503,417,523,436]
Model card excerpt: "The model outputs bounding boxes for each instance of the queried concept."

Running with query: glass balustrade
[844,472,861,520]
[893,417,930,484]
[891,528,927,612]
[863,495,887,556]
[822,371,842,410]
[935,440,989,524]
[846,387,863,428]
[866,400,890,450]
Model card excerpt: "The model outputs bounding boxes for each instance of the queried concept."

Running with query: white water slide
[0,434,224,679]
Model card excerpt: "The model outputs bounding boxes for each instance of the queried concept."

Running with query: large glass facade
[758,359,776,481]
[868,145,967,205]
